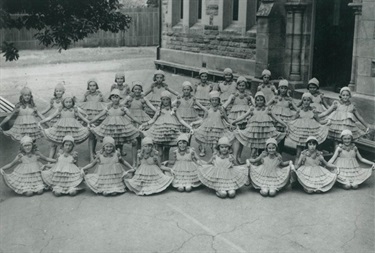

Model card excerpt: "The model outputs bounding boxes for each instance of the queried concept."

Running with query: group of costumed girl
[0,69,374,198]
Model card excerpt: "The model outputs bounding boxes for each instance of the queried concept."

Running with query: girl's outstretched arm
[319,156,337,171]
[176,113,193,133]
[81,159,98,171]
[266,97,276,107]
[0,155,22,173]
[90,109,107,124]
[0,107,19,130]
[36,151,57,163]
[194,99,208,114]
[123,108,141,125]
[144,98,157,112]
[270,111,288,129]
[356,149,375,166]
[318,102,336,118]
[353,109,370,129]
[165,86,179,96]
[41,102,53,115]
[328,146,341,164]
[76,109,90,125]
[39,110,60,124]
[232,108,252,125]
[222,94,234,109]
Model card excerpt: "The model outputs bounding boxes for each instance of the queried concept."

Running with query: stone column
[285,3,307,81]
[348,1,362,92]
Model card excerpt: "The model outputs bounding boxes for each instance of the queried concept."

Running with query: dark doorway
[312,0,354,92]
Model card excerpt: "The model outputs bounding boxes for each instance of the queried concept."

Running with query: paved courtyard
[0,47,374,253]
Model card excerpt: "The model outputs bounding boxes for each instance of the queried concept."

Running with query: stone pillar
[285,3,307,81]
[348,1,362,92]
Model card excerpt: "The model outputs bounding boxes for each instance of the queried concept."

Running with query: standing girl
[174,81,207,133]
[299,78,329,114]
[79,78,106,161]
[197,136,248,198]
[293,136,339,194]
[81,136,133,196]
[163,134,202,192]
[286,92,329,161]
[140,91,193,162]
[0,87,44,141]
[257,69,277,103]
[192,91,234,157]
[41,135,84,196]
[110,72,130,100]
[38,94,91,158]
[217,68,237,111]
[41,82,65,127]
[124,137,173,196]
[194,68,214,117]
[246,138,293,197]
[328,129,374,189]
[144,70,179,117]
[223,76,254,130]
[319,87,370,150]
[232,91,287,163]
[0,136,56,196]
[90,89,141,165]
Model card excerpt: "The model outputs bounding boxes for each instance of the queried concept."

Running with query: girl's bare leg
[232,139,243,164]
[163,146,170,162]
[88,134,97,161]
[132,140,137,167]
[295,146,303,164]
[49,144,58,158]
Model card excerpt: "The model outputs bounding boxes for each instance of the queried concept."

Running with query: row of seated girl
[1,130,373,198]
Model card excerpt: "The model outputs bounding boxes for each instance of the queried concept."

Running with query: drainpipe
[156,0,162,60]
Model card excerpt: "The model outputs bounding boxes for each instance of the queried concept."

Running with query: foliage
[0,0,132,61]
[146,0,159,8]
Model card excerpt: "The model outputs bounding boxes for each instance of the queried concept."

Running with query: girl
[257,69,277,103]
[41,82,65,127]
[0,136,56,196]
[192,91,234,157]
[174,81,207,133]
[79,78,106,161]
[232,91,287,163]
[124,137,174,196]
[267,79,298,132]
[81,136,133,196]
[144,70,179,117]
[246,138,293,197]
[38,94,91,158]
[197,136,248,198]
[286,92,329,161]
[319,87,370,150]
[298,78,329,114]
[41,135,84,196]
[110,72,130,100]
[90,89,141,166]
[163,134,202,192]
[0,87,44,141]
[293,136,339,194]
[140,91,193,162]
[328,129,374,189]
[223,76,254,130]
[217,68,237,111]
[194,68,214,117]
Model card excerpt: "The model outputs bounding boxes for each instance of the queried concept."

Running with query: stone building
[155,0,374,98]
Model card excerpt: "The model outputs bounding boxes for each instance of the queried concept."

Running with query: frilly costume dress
[143,108,182,146]
[327,101,366,141]
[310,93,326,114]
[126,95,152,127]
[269,96,296,131]
[3,104,43,141]
[257,84,276,103]
[91,106,139,145]
[175,96,200,133]
[333,144,372,186]
[79,91,106,125]
[218,81,237,111]
[194,107,234,145]
[171,148,201,189]
[2,154,47,194]
[295,150,337,193]
[110,83,130,100]
[287,108,328,146]
[46,98,63,127]
[249,153,291,192]
[124,151,173,195]
[42,151,83,194]
[42,107,90,144]
[234,106,283,149]
[227,91,252,129]
[84,151,127,194]
[145,83,169,116]
[198,154,248,191]
[194,82,212,116]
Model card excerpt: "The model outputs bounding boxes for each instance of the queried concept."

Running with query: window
[180,0,184,20]
[233,0,239,21]
[198,0,202,20]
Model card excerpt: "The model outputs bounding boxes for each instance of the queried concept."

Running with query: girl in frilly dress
[293,136,339,194]
[197,136,248,198]
[41,135,84,196]
[298,78,329,114]
[41,82,65,127]
[246,138,293,197]
[194,68,214,117]
[216,68,237,111]
[328,129,374,190]
[124,137,173,196]
[81,136,133,196]
[110,72,131,100]
[1,136,56,196]
[257,69,277,103]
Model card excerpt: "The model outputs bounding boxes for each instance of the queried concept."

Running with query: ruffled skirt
[328,112,365,141]
[198,164,248,191]
[228,105,249,128]
[128,108,151,127]
[2,163,47,194]
[80,101,106,123]
[143,118,181,146]
[124,164,173,195]
[250,164,291,191]
[334,157,372,186]
[91,116,139,145]
[296,165,337,193]
[272,106,296,131]
[287,118,328,146]
[4,115,43,141]
[43,118,90,144]
[178,108,199,133]
[194,120,234,145]
[172,161,201,188]
[84,163,126,194]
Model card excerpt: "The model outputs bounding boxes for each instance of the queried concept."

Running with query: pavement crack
[340,211,361,250]
[39,235,54,253]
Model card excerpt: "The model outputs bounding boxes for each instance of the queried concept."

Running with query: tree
[146,0,159,8]
[0,0,132,61]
